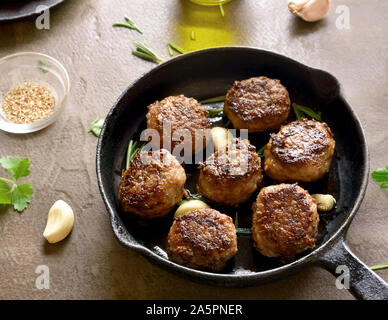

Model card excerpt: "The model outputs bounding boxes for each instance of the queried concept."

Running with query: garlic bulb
[288,0,330,22]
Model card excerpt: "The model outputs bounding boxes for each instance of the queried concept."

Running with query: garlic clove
[174,200,209,218]
[43,200,74,244]
[312,194,336,212]
[288,0,330,22]
[211,127,233,152]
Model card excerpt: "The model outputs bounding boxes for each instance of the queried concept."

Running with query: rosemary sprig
[200,95,226,104]
[206,107,223,118]
[370,263,388,271]
[132,42,164,63]
[167,42,185,56]
[292,103,322,121]
[126,140,145,169]
[113,16,142,34]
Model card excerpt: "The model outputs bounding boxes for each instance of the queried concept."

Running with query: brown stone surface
[0,0,387,300]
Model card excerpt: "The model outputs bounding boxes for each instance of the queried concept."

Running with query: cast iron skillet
[0,0,65,22]
[96,47,388,300]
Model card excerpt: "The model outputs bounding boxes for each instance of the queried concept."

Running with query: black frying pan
[96,47,388,300]
[0,0,65,22]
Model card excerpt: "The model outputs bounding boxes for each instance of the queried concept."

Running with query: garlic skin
[288,0,330,22]
[43,200,74,244]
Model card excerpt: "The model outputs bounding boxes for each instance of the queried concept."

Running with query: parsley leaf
[89,118,104,137]
[12,184,34,212]
[0,156,34,212]
[0,156,30,180]
[0,180,12,204]
[371,165,388,189]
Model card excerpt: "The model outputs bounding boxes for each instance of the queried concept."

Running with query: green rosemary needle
[292,103,322,121]
[200,95,226,104]
[219,4,225,17]
[206,107,223,118]
[370,263,388,271]
[257,144,267,158]
[236,228,252,235]
[167,42,185,55]
[132,42,164,63]
[113,16,142,34]
[126,140,144,169]
[38,59,49,73]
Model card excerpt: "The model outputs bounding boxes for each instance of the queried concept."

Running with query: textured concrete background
[0,0,387,300]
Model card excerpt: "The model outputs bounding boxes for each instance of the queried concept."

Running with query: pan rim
[96,46,369,284]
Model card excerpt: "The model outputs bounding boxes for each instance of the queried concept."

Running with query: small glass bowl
[0,52,70,134]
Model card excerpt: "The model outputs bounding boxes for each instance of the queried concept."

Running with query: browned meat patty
[264,119,335,182]
[118,149,186,219]
[167,208,237,271]
[251,184,319,259]
[197,139,263,207]
[146,95,211,154]
[224,76,291,132]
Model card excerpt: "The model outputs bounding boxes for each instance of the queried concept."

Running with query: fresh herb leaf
[292,103,322,121]
[89,118,104,137]
[200,95,226,104]
[236,228,252,235]
[12,184,33,212]
[167,42,185,55]
[132,42,164,64]
[206,107,223,118]
[370,263,388,271]
[0,180,12,204]
[371,165,388,189]
[126,140,145,169]
[0,156,33,213]
[113,16,142,34]
[0,156,31,181]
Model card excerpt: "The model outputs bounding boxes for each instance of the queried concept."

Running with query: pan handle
[316,235,388,300]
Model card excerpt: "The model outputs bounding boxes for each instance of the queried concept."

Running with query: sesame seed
[1,82,55,124]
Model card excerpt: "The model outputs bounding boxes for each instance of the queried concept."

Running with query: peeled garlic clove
[312,194,336,212]
[211,127,233,151]
[174,200,209,218]
[43,200,74,243]
[288,0,330,22]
